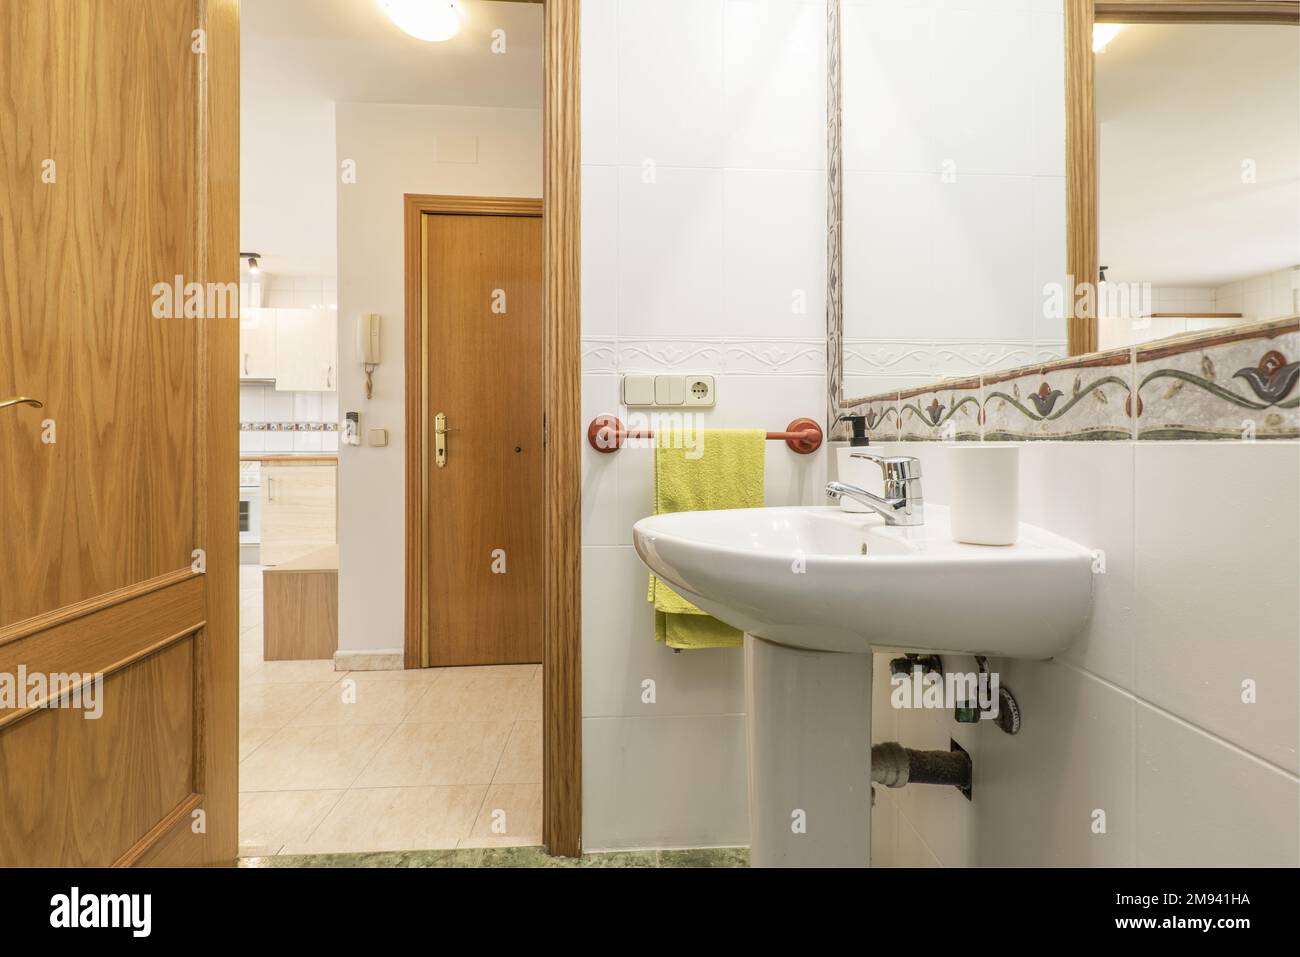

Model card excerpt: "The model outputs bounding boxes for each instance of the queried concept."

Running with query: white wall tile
[722,169,826,339]
[582,546,745,717]
[895,814,942,867]
[1029,8,1065,178]
[1136,702,1299,866]
[723,0,827,170]
[239,384,266,421]
[618,165,725,338]
[582,165,619,338]
[1134,443,1300,773]
[1032,175,1068,346]
[239,431,266,453]
[581,374,623,546]
[842,1,938,174]
[263,389,293,421]
[974,660,1137,866]
[580,0,619,166]
[930,9,1034,176]
[1019,442,1136,688]
[617,0,725,168]
[583,714,749,849]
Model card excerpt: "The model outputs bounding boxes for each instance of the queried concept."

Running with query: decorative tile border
[241,421,338,432]
[582,337,826,376]
[841,316,1299,442]
[1135,320,1299,440]
[843,339,1068,379]
[898,377,983,441]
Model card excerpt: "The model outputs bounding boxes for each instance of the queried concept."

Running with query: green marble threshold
[240,846,749,869]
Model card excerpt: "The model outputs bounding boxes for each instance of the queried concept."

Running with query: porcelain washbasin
[633,505,1094,658]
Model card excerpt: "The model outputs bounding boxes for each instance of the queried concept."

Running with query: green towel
[647,428,765,649]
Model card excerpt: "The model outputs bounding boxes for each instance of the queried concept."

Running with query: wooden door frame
[1063,0,1300,355]
[403,0,582,858]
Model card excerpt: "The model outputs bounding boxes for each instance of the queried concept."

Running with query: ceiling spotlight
[242,253,261,275]
[378,0,463,43]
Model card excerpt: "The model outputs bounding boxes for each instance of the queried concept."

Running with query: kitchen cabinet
[260,463,336,566]
[273,307,337,392]
[239,307,277,380]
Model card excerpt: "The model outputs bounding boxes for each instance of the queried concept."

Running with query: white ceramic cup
[948,445,1019,545]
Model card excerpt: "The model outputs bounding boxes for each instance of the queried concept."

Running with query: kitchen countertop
[240,454,338,464]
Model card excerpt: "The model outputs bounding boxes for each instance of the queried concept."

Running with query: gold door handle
[434,412,448,468]
[0,396,43,412]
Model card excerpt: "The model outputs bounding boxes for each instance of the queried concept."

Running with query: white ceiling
[240,0,543,275]
[1097,23,1300,287]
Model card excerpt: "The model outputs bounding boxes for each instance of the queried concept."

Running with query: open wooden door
[0,0,239,866]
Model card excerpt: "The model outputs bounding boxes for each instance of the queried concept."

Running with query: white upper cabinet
[273,308,338,392]
[239,307,277,380]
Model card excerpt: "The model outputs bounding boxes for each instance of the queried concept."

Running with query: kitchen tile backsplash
[240,383,340,453]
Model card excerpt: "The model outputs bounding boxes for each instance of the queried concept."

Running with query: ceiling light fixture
[1093,23,1124,53]
[242,253,261,275]
[378,0,463,43]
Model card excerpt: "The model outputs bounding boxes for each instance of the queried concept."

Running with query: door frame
[403,0,582,858]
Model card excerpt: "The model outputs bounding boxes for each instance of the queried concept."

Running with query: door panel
[423,210,543,666]
[0,0,238,865]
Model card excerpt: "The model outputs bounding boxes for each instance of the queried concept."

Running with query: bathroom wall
[580,0,828,850]
[840,0,1068,400]
[335,102,542,655]
[847,439,1300,867]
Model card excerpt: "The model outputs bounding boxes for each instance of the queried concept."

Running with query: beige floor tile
[289,678,429,727]
[493,721,542,784]
[461,783,542,848]
[519,670,543,721]
[240,724,397,791]
[242,656,340,686]
[341,667,445,683]
[240,626,265,655]
[437,664,540,681]
[240,681,336,730]
[238,789,344,855]
[405,673,533,723]
[279,786,487,855]
[354,721,513,787]
[240,726,278,762]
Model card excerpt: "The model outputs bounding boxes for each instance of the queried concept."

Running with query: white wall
[854,441,1300,867]
[580,0,828,850]
[335,102,542,654]
[841,0,1067,399]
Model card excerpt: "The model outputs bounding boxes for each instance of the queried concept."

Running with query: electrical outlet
[683,374,715,407]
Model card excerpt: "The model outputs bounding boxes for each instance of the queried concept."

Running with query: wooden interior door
[419,202,544,666]
[0,0,238,865]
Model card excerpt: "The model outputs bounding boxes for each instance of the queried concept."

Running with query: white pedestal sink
[633,505,1095,867]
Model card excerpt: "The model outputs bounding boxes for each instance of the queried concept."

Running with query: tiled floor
[238,565,543,857]
[241,847,749,868]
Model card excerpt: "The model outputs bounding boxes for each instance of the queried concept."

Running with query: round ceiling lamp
[378,0,463,43]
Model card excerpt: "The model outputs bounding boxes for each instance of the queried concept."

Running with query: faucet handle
[849,448,922,482]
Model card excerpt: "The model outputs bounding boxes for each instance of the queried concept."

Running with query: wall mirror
[829,0,1299,434]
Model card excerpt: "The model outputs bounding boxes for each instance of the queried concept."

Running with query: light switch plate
[367,428,389,447]
[654,375,686,406]
[622,375,656,407]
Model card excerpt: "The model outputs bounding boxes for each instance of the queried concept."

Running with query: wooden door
[0,0,238,865]
[420,205,544,666]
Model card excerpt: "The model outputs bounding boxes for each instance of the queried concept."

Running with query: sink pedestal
[745,636,872,867]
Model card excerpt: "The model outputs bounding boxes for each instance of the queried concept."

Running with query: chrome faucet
[826,450,925,526]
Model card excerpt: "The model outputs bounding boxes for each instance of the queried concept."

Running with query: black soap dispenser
[838,413,870,447]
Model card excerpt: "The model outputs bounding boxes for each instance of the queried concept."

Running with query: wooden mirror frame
[1064,0,1300,355]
